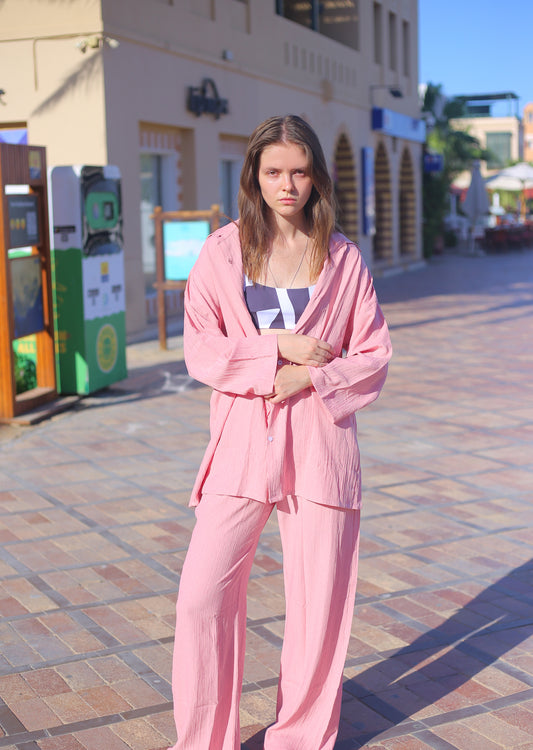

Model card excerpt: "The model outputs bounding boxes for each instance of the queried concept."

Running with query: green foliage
[422,170,448,258]
[422,83,490,257]
[443,228,458,247]
[14,352,37,394]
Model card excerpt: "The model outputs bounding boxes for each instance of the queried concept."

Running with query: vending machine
[49,165,127,394]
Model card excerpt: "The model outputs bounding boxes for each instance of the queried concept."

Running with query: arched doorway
[333,133,358,242]
[373,142,393,262]
[399,148,416,256]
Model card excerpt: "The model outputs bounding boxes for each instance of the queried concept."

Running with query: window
[319,0,359,51]
[140,154,163,284]
[219,159,242,222]
[276,0,360,50]
[219,137,246,223]
[486,132,512,169]
[388,11,397,71]
[140,152,180,290]
[373,2,382,64]
[402,20,410,77]
[277,0,313,29]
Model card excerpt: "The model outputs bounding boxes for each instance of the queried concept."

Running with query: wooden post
[151,204,220,350]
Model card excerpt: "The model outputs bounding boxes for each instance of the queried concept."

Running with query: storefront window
[140,154,163,288]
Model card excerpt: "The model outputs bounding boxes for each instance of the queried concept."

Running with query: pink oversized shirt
[184,222,392,510]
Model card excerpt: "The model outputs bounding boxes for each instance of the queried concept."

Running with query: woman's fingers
[278,334,334,366]
[266,365,312,402]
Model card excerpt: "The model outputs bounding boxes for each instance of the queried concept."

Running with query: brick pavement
[0,248,532,749]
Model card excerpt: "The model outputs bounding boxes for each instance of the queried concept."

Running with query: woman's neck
[269,212,308,243]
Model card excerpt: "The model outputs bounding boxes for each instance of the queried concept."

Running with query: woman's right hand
[277,334,334,367]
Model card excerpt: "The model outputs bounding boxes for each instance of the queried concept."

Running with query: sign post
[152,205,220,349]
[0,143,57,422]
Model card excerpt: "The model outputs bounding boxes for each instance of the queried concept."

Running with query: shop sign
[371,107,426,143]
[187,78,229,119]
[424,152,444,173]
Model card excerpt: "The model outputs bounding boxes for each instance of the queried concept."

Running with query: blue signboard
[371,107,426,143]
[424,152,444,173]
[163,220,210,280]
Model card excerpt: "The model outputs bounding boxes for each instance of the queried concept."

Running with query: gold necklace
[268,237,308,289]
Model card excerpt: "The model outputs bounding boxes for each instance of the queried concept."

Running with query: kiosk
[50,165,127,394]
[0,143,57,422]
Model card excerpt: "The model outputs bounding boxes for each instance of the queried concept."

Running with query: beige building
[0,0,425,335]
[451,92,523,189]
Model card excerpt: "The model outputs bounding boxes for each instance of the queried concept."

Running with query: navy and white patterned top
[244,274,315,330]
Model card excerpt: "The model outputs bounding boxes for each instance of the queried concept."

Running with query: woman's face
[257,142,313,222]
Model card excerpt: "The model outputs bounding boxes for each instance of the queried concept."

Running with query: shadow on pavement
[72,358,203,413]
[242,559,533,749]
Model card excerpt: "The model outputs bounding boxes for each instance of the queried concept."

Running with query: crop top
[244,274,315,330]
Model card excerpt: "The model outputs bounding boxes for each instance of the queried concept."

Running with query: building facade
[0,0,425,335]
[450,92,523,189]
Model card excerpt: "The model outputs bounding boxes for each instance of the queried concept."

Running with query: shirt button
[277,359,283,365]
[268,436,274,442]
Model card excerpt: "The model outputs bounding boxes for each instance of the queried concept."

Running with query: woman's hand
[277,334,333,367]
[266,365,312,404]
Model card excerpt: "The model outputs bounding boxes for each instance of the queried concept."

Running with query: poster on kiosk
[50,165,127,394]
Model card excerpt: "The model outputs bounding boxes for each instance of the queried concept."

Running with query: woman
[169,115,392,749]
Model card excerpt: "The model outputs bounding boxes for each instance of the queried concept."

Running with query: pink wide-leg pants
[169,494,360,750]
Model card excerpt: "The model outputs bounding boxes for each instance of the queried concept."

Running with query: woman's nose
[283,174,294,191]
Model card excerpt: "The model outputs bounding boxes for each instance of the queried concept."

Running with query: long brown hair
[238,115,337,283]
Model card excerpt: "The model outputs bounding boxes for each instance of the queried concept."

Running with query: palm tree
[422,83,489,256]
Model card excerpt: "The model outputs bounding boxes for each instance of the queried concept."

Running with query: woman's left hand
[265,365,313,404]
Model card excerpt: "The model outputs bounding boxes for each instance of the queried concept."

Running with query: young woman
[169,115,392,750]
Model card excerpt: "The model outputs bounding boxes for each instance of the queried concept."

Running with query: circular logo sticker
[96,323,118,373]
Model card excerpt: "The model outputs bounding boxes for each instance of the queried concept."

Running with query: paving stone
[0,251,532,748]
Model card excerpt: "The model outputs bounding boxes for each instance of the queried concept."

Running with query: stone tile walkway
[0,248,532,749]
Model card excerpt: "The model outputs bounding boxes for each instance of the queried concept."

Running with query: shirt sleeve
[307,254,392,423]
[183,238,279,396]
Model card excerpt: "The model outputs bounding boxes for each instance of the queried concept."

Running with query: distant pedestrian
[168,114,391,749]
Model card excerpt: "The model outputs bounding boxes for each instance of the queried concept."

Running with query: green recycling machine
[50,165,127,394]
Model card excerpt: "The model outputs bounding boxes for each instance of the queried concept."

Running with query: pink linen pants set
[171,494,361,750]
[169,225,391,750]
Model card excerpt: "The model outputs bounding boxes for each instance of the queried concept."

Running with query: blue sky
[419,0,532,116]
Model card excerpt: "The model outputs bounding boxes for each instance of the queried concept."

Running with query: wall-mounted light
[369,84,404,106]
[76,35,120,53]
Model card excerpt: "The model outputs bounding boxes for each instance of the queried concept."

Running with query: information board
[163,220,210,279]
[7,194,40,248]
